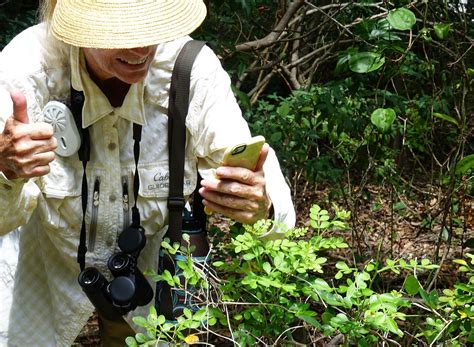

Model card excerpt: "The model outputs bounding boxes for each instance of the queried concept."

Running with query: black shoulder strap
[167,40,206,244]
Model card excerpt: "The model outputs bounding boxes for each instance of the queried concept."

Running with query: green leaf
[297,314,322,328]
[434,23,451,40]
[371,108,396,133]
[387,8,416,31]
[404,275,420,295]
[433,112,458,126]
[453,259,468,266]
[243,253,256,261]
[125,337,138,347]
[455,154,474,176]
[135,333,147,343]
[231,85,251,109]
[277,103,291,117]
[393,201,406,211]
[421,258,431,266]
[132,316,148,328]
[349,52,385,73]
[270,131,282,142]
[157,315,166,325]
[262,262,272,274]
[386,317,401,335]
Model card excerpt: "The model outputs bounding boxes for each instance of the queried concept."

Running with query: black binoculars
[78,225,153,321]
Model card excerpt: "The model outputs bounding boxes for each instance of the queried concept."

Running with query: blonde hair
[39,0,57,24]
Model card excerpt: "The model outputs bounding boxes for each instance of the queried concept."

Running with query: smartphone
[221,135,266,171]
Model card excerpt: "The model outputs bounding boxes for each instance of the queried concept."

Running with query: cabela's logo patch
[148,171,192,191]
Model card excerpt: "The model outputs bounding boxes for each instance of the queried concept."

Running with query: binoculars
[78,225,153,321]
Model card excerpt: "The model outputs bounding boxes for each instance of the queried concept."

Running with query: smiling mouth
[118,57,147,65]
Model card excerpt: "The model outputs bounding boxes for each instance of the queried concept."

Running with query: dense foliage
[0,0,38,49]
[128,208,474,346]
[199,1,474,189]
[1,0,473,346]
[199,0,474,266]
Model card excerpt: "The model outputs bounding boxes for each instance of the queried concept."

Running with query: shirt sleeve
[186,46,296,230]
[0,70,42,236]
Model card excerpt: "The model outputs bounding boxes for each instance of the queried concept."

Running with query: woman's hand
[199,143,273,224]
[0,91,56,180]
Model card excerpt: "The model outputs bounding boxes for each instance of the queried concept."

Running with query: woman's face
[83,45,158,85]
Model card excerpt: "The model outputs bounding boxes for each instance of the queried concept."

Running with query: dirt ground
[73,183,474,346]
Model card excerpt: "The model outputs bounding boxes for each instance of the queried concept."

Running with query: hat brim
[51,0,207,49]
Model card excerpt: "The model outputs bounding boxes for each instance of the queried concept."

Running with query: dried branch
[235,0,306,52]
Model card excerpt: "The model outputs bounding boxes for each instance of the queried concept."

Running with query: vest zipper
[122,176,130,229]
[88,178,100,252]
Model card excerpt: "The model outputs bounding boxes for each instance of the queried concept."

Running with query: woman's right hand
[0,91,57,180]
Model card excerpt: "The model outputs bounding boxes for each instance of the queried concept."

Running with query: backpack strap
[167,40,206,244]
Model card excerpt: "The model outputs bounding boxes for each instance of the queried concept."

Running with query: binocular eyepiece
[78,226,153,321]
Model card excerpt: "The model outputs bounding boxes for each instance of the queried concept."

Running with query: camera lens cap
[118,226,145,254]
[109,277,135,305]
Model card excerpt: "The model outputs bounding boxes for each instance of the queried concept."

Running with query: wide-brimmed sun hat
[51,0,207,49]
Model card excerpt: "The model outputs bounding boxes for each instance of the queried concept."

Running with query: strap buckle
[168,197,185,210]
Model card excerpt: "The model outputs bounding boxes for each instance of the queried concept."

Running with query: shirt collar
[70,46,146,128]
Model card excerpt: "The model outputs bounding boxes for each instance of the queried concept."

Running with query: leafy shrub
[127,204,474,346]
[0,0,38,50]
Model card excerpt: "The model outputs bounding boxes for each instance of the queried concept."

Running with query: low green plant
[410,254,474,345]
[127,205,474,346]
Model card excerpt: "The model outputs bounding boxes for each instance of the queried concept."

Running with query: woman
[0,0,295,345]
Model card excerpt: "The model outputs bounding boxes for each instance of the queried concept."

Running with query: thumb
[255,143,269,172]
[10,90,29,124]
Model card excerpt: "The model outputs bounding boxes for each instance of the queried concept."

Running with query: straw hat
[51,0,207,49]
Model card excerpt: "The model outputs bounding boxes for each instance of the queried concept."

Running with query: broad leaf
[371,108,396,133]
[388,8,416,31]
[455,154,474,175]
[404,275,420,295]
[349,52,385,73]
[434,23,451,40]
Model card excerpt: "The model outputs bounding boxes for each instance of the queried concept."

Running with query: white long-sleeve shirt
[0,24,295,346]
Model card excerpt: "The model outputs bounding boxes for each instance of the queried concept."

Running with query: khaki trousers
[98,315,136,347]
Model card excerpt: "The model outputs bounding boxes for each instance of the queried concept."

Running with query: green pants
[98,315,136,347]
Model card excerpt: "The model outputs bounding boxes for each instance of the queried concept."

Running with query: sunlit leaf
[184,334,200,344]
[371,108,396,132]
[433,112,458,126]
[387,8,416,31]
[125,337,138,347]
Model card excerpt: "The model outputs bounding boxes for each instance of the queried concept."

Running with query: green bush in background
[0,0,38,50]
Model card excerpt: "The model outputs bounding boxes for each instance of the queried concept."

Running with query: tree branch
[235,0,306,52]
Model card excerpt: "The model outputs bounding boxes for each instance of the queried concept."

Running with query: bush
[0,0,38,50]
[127,204,474,346]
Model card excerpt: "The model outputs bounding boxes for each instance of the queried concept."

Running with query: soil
[73,183,474,346]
